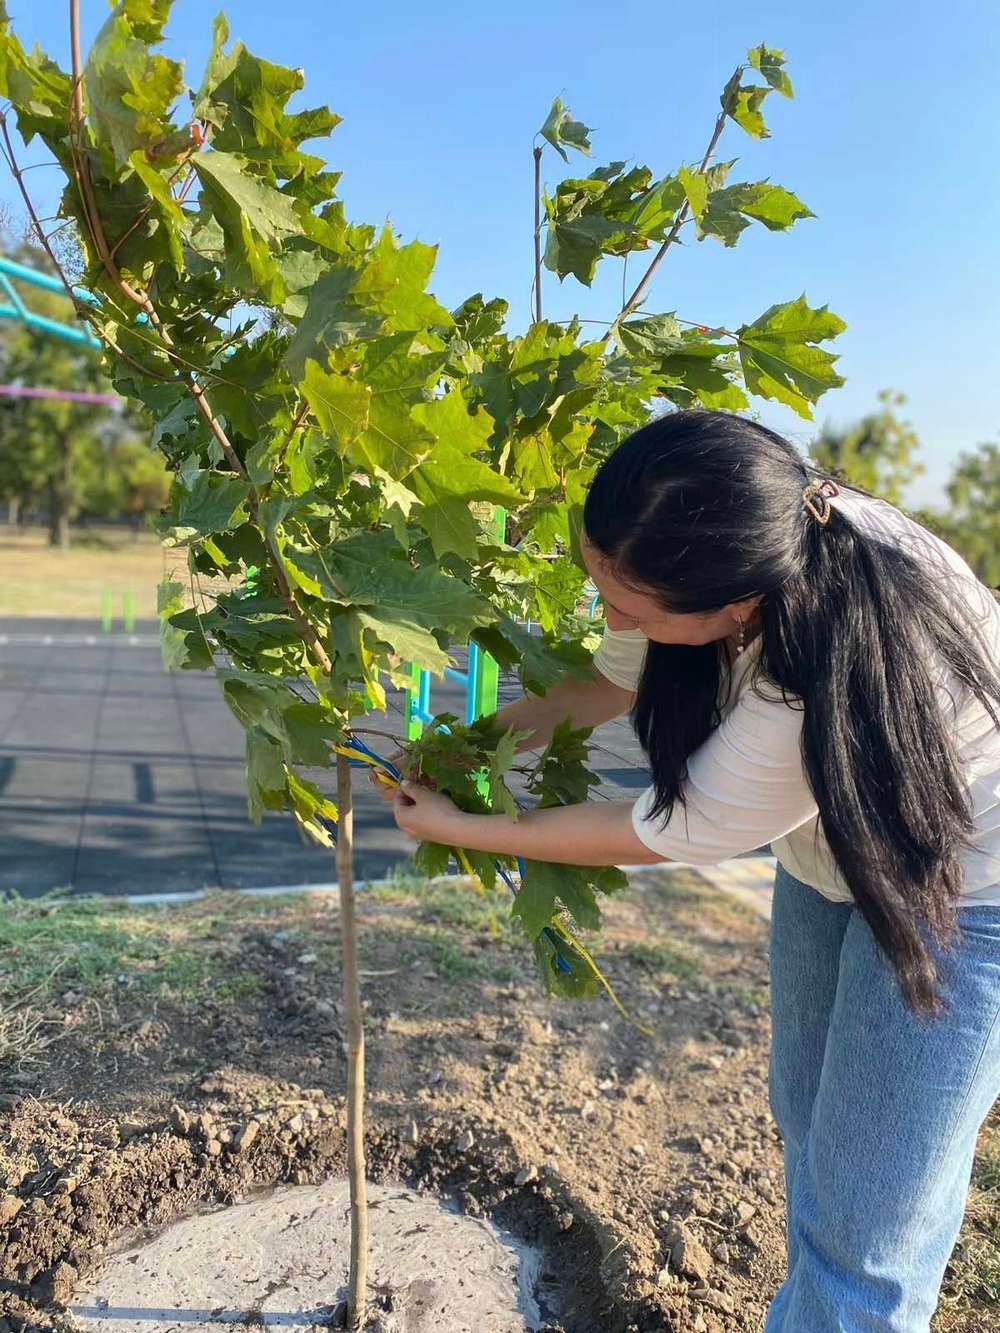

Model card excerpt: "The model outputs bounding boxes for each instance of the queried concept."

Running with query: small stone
[0,1194,24,1225]
[217,1129,232,1145]
[655,1267,676,1289]
[663,1220,713,1285]
[408,1120,419,1145]
[711,1241,730,1264]
[735,1200,757,1227]
[721,1160,741,1181]
[297,952,318,964]
[303,1107,320,1122]
[692,1315,708,1333]
[557,1211,574,1231]
[700,1288,735,1314]
[233,1121,260,1153]
[170,1105,192,1136]
[204,1139,223,1157]
[287,1114,305,1135]
[690,1192,712,1216]
[428,1068,443,1086]
[515,1165,538,1186]
[630,1143,646,1158]
[454,1130,475,1153]
[698,1137,715,1154]
[196,1112,215,1138]
[31,1261,78,1304]
[119,1122,143,1142]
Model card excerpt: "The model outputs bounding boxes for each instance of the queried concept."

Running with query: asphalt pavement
[0,617,653,898]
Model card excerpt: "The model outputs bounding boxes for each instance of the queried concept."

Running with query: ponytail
[583,410,1000,1017]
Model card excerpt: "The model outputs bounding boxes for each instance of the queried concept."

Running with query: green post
[123,589,135,633]
[472,506,505,721]
[101,587,113,633]
[403,661,424,741]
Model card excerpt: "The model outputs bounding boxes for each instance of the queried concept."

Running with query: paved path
[0,617,689,901]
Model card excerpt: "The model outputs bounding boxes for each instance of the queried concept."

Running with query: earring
[735,617,746,655]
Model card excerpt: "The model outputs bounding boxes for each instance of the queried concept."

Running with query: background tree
[0,240,163,541]
[811,387,923,505]
[916,441,1000,587]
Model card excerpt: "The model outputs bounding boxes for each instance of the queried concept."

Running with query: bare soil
[0,869,996,1332]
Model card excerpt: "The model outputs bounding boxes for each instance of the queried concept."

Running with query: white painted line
[0,633,159,647]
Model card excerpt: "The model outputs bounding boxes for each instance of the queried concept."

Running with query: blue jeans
[765,865,1000,1332]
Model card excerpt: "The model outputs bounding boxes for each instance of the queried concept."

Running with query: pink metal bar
[0,384,119,406]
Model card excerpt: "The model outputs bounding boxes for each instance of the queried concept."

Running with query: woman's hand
[391,781,469,846]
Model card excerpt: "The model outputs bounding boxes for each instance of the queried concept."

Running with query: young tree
[0,6,845,1324]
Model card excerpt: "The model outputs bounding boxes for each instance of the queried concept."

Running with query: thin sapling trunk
[335,752,369,1328]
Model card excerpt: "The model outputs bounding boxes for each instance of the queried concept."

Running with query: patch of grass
[428,933,490,981]
[933,1123,1000,1329]
[0,526,183,618]
[627,937,703,983]
[0,890,286,1003]
[217,972,270,1001]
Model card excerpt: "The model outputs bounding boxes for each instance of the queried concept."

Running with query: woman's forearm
[457,799,666,867]
[493,669,634,754]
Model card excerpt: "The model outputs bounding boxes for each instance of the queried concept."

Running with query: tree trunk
[6,497,20,526]
[336,753,368,1329]
[47,438,73,549]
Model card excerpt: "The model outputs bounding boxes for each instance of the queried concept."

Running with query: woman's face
[580,530,757,647]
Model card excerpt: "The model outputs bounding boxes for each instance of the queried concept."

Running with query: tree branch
[65,0,334,678]
[532,145,543,324]
[607,65,740,335]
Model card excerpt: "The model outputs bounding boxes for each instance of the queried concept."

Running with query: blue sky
[3,0,998,504]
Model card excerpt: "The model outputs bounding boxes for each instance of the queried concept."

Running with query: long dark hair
[583,410,1000,1017]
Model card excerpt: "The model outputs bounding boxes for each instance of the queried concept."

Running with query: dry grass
[0,525,189,619]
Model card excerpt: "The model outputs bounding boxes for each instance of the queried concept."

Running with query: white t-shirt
[591,490,1000,905]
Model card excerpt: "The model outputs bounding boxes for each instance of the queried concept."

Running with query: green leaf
[677,165,708,221]
[352,229,453,333]
[738,295,847,419]
[514,861,601,937]
[539,97,592,161]
[193,150,302,299]
[727,84,772,139]
[698,181,814,246]
[615,313,684,357]
[245,725,285,823]
[301,360,371,453]
[408,391,523,557]
[354,608,451,675]
[84,4,184,169]
[175,471,251,536]
[283,265,383,382]
[285,533,494,641]
[748,44,794,98]
[486,725,532,818]
[543,163,655,284]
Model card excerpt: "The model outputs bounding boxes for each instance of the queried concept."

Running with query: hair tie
[802,478,840,527]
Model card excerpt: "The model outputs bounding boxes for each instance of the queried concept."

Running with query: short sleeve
[630,679,819,864]
[591,624,648,691]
